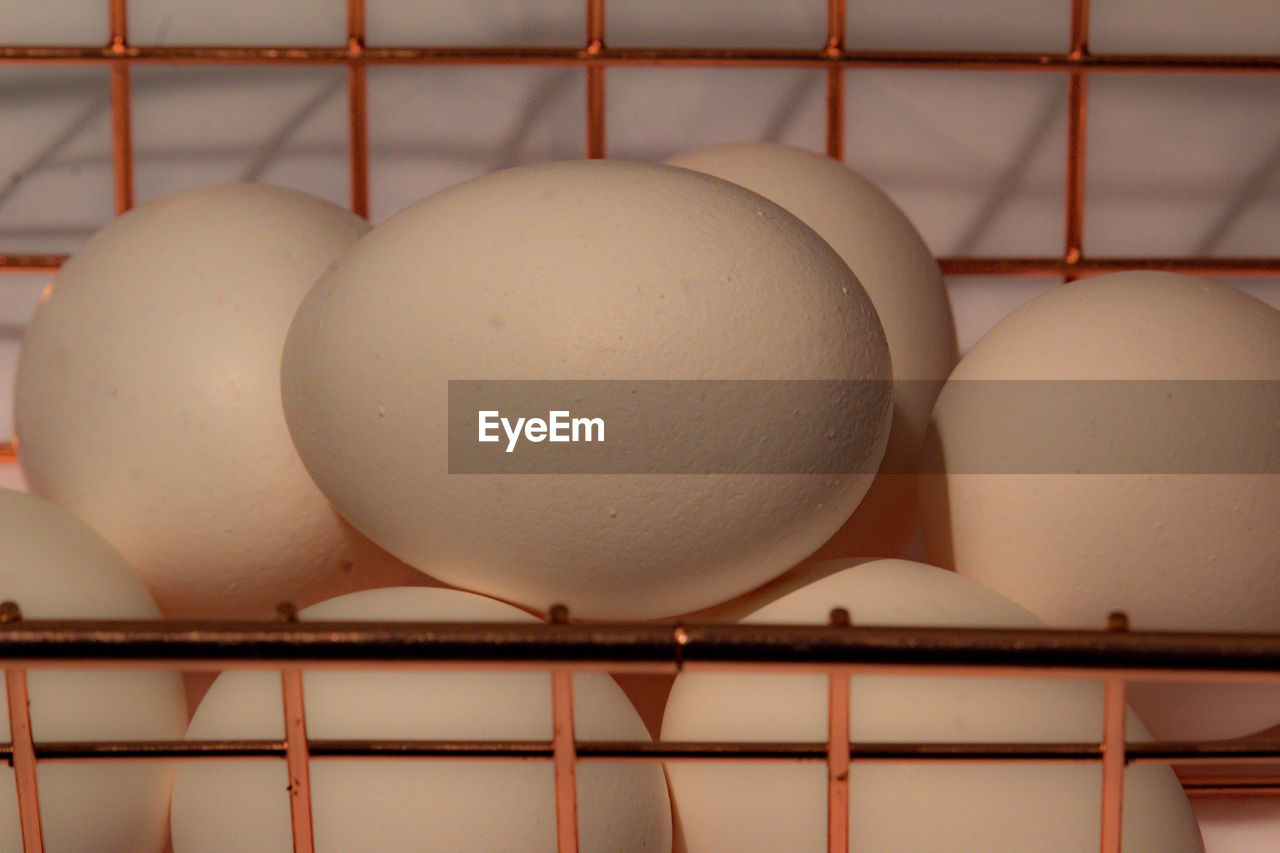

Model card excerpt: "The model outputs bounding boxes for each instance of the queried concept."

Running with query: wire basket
[2,1,1280,851]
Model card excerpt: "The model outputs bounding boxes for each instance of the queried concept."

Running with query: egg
[14,183,421,619]
[665,142,958,562]
[280,159,892,620]
[169,586,672,852]
[0,489,187,853]
[661,559,1205,853]
[920,271,1280,740]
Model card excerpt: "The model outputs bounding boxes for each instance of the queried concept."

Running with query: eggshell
[169,586,672,852]
[665,142,957,562]
[0,489,187,853]
[661,559,1205,853]
[920,271,1280,740]
[280,159,892,620]
[14,183,421,618]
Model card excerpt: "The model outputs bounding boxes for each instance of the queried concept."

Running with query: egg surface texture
[666,141,957,562]
[281,159,892,620]
[170,586,672,852]
[920,271,1280,741]
[14,183,420,619]
[0,489,186,853]
[661,559,1204,853]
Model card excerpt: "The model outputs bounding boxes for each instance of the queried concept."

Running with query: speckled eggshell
[666,142,957,563]
[170,586,672,853]
[920,271,1280,741]
[14,183,421,619]
[0,489,187,853]
[281,160,892,620]
[661,559,1204,853]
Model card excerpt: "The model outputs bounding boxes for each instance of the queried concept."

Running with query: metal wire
[3,665,43,851]
[1064,0,1090,280]
[3,43,1280,73]
[346,0,369,217]
[106,0,132,214]
[2,2,1280,852]
[1099,612,1129,853]
[6,604,1280,852]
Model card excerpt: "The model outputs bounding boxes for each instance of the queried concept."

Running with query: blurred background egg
[665,142,958,563]
[662,559,1205,853]
[281,159,892,620]
[0,488,186,853]
[170,586,672,853]
[920,271,1280,741]
[13,183,421,619]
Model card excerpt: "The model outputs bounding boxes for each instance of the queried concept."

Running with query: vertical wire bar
[108,0,133,213]
[825,68,845,162]
[1100,612,1128,853]
[346,0,365,51]
[109,67,133,213]
[281,669,315,853]
[551,668,580,853]
[827,607,851,852]
[586,68,605,159]
[1064,0,1091,280]
[1100,676,1126,852]
[827,671,851,852]
[277,605,314,853]
[5,667,45,853]
[584,0,606,158]
[1070,0,1091,69]
[346,0,369,218]
[3,600,42,852]
[108,0,127,39]
[824,0,847,160]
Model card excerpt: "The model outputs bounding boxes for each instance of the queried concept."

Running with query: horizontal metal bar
[5,619,1280,681]
[1131,740,1280,765]
[7,737,1280,765]
[1,739,288,760]
[0,44,1278,73]
[0,739,1095,763]
[1179,774,1280,796]
[2,737,1275,800]
[0,256,65,272]
[0,738,560,762]
[4,256,1278,280]
[0,738,802,763]
[939,256,1280,277]
[599,741,1107,762]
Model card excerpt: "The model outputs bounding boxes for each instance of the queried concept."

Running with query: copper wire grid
[2,1,1280,851]
[2,0,1280,461]
[6,603,1280,852]
[0,0,1276,467]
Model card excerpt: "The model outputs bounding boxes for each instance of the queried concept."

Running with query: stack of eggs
[5,141,1278,851]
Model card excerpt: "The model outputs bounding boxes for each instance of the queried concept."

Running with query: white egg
[666,142,958,562]
[920,271,1280,740]
[661,559,1204,853]
[0,489,187,853]
[14,183,421,619]
[280,160,892,620]
[170,586,672,852]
